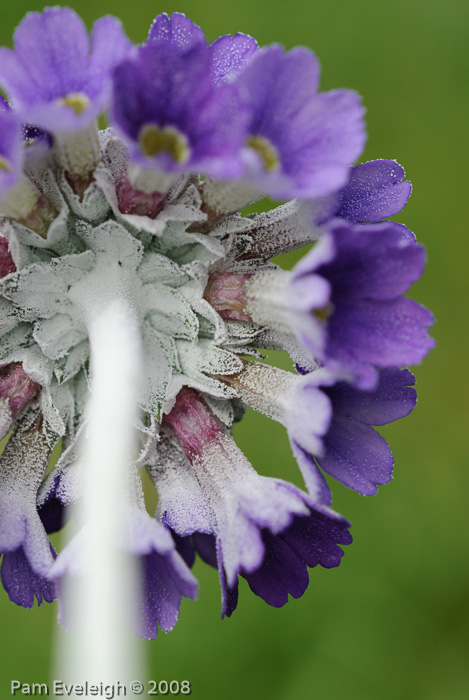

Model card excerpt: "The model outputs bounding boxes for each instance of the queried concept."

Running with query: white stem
[56,299,144,690]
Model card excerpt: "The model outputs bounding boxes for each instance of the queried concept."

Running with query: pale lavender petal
[87,16,134,102]
[0,109,23,198]
[210,33,258,85]
[147,12,206,50]
[290,440,332,506]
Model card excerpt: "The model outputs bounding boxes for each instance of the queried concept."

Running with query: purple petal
[87,16,134,102]
[1,547,56,608]
[324,222,426,301]
[243,530,309,607]
[291,368,417,496]
[192,532,218,568]
[337,160,412,223]
[147,12,206,50]
[210,33,258,85]
[190,533,239,618]
[283,507,352,567]
[0,109,22,197]
[168,529,196,569]
[243,505,351,606]
[38,491,66,535]
[328,367,417,426]
[11,8,90,104]
[329,296,435,384]
[319,414,394,494]
[216,538,239,618]
[138,548,194,639]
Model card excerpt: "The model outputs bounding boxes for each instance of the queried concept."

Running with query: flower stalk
[57,299,144,684]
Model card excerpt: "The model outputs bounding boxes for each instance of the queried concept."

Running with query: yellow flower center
[315,302,333,323]
[57,93,90,115]
[138,124,190,164]
[0,155,11,172]
[246,135,280,172]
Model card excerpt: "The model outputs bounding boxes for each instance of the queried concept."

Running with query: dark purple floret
[292,368,417,502]
[290,220,435,388]
[233,44,365,199]
[111,42,248,179]
[187,506,351,613]
[1,546,56,608]
[0,7,133,132]
[243,507,351,608]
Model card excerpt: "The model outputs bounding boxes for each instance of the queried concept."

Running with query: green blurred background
[0,1,467,698]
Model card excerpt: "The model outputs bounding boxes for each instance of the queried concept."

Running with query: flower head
[0,9,433,640]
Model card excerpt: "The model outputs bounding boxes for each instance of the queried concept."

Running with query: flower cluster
[0,8,434,637]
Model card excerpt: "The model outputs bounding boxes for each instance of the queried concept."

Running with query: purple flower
[0,418,57,607]
[289,220,435,388]
[111,41,248,180]
[51,505,198,640]
[155,389,351,616]
[0,7,133,133]
[233,45,366,199]
[291,368,417,503]
[0,107,23,202]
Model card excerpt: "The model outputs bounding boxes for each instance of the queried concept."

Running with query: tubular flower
[0,8,433,637]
